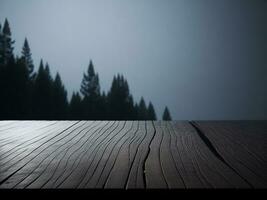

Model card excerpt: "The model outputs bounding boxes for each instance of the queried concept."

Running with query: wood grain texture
[0,121,266,189]
[194,121,267,188]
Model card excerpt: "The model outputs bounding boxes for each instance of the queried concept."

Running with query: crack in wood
[0,121,265,189]
[142,121,156,189]
[189,121,254,188]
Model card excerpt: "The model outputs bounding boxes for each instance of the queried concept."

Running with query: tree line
[0,18,172,120]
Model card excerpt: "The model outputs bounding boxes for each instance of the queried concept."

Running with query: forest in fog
[0,19,172,120]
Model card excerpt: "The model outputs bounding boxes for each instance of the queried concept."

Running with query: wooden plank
[40,121,111,189]
[145,121,250,188]
[0,121,82,188]
[168,121,204,188]
[125,121,155,189]
[194,121,267,188]
[53,120,117,188]
[14,121,103,188]
[78,121,127,188]
[51,121,120,188]
[0,121,65,166]
[85,121,134,188]
[174,122,249,188]
[32,121,109,189]
[0,121,40,143]
[0,121,73,171]
[104,121,139,188]
[0,122,60,164]
[0,122,61,155]
[0,121,266,189]
[0,121,18,129]
[144,121,168,189]
[147,121,185,188]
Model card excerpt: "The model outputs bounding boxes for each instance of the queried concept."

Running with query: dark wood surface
[0,121,266,189]
[194,121,267,188]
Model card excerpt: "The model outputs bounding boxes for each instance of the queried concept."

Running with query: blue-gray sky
[0,0,266,120]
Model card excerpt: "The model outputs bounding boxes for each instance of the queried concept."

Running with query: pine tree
[69,92,82,119]
[21,38,35,80]
[0,23,2,66]
[32,60,54,119]
[0,57,28,119]
[0,19,163,120]
[53,73,68,119]
[0,19,19,119]
[138,97,148,120]
[44,62,53,81]
[127,95,136,120]
[107,74,135,119]
[147,102,157,120]
[97,91,107,119]
[107,75,118,119]
[133,103,139,119]
[16,56,33,119]
[162,106,172,121]
[0,19,14,66]
[20,38,36,118]
[80,60,100,98]
[80,60,101,119]
[0,23,4,118]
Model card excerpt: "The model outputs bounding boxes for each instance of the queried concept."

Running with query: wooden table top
[0,121,266,189]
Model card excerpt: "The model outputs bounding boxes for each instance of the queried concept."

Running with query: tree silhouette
[97,91,108,120]
[133,103,139,119]
[0,18,174,121]
[147,102,157,120]
[162,106,172,121]
[52,73,68,119]
[0,19,14,66]
[0,23,2,65]
[20,38,35,118]
[138,97,148,120]
[80,60,100,97]
[0,19,21,119]
[32,60,54,119]
[15,57,32,119]
[69,92,83,120]
[107,74,135,120]
[80,60,101,119]
[2,57,29,119]
[21,38,35,80]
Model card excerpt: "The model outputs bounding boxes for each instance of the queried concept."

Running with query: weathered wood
[144,121,168,189]
[0,121,266,189]
[104,121,139,188]
[194,121,267,188]
[149,121,185,188]
[145,121,250,188]
[125,121,155,189]
[41,121,114,188]
[14,121,100,188]
[0,121,81,188]
[173,122,249,188]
